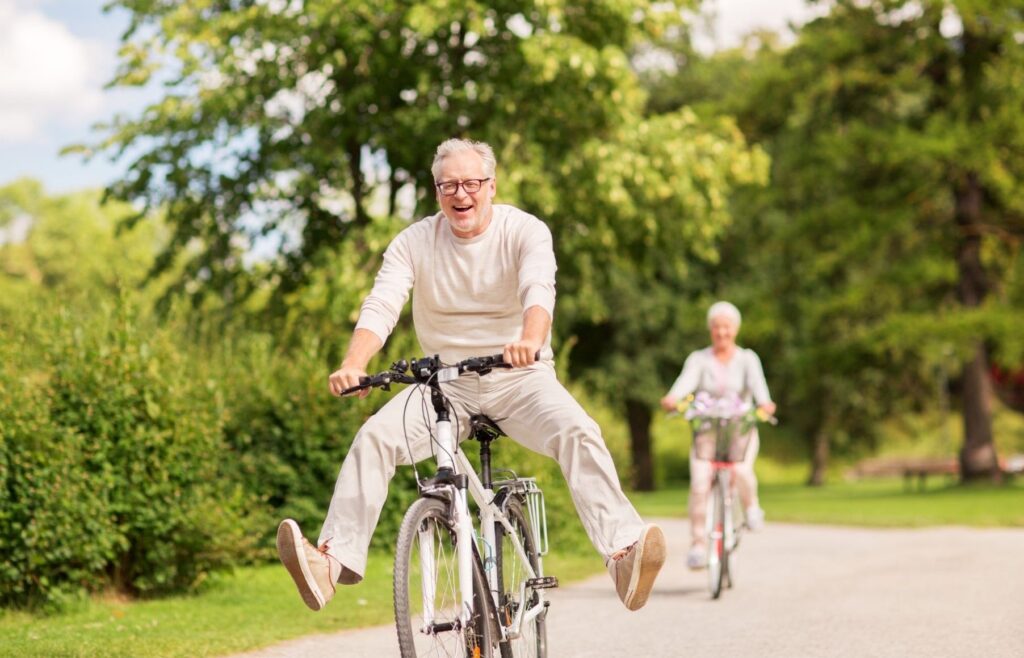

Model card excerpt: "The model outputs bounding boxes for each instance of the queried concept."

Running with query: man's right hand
[329,365,370,398]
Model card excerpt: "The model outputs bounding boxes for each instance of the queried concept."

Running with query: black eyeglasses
[435,178,491,196]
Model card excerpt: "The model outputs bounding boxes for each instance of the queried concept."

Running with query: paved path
[230,519,1024,657]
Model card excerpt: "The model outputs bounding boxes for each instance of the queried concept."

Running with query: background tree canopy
[85,0,693,307]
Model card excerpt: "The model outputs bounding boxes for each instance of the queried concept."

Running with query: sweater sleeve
[354,230,415,344]
[667,350,702,400]
[516,217,557,318]
[746,350,773,405]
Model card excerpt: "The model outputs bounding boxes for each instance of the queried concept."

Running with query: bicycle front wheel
[706,480,726,599]
[495,496,547,658]
[394,497,496,657]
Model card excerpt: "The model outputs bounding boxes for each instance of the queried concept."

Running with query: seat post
[478,433,493,490]
[469,414,503,490]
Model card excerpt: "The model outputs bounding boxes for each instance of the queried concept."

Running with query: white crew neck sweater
[355,204,557,362]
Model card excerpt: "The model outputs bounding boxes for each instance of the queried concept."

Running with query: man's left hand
[503,340,541,368]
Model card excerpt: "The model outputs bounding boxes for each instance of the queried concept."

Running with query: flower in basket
[683,392,753,431]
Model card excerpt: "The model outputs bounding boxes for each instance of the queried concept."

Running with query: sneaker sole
[624,524,666,611]
[277,519,326,611]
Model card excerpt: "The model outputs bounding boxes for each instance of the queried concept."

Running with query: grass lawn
[630,478,1024,527]
[0,549,601,658]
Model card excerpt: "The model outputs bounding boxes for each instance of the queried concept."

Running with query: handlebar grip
[339,375,373,396]
[491,350,543,364]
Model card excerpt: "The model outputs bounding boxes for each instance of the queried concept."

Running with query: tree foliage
[84,0,688,307]
[538,111,768,488]
[647,0,1024,482]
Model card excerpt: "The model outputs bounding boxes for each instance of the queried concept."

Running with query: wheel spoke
[396,498,494,657]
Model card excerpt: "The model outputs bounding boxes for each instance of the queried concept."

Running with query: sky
[0,0,821,195]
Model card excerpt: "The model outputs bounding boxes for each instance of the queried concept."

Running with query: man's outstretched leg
[483,363,667,610]
[277,518,343,611]
[276,383,473,610]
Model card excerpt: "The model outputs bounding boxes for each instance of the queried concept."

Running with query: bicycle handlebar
[340,352,537,396]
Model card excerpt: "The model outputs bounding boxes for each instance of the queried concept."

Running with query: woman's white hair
[431,138,497,181]
[707,301,742,329]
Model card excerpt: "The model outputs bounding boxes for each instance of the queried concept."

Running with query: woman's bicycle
[343,353,556,658]
[680,392,775,600]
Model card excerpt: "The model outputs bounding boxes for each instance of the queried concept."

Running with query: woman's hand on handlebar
[329,364,370,398]
[503,340,542,368]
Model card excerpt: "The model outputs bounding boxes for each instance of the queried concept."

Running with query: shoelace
[608,540,638,565]
[308,536,342,594]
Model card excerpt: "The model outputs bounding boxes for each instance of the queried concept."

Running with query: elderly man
[276,138,665,613]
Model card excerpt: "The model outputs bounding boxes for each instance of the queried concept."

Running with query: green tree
[0,179,166,313]
[653,0,1024,483]
[79,0,777,492]
[82,0,686,309]
[529,111,768,489]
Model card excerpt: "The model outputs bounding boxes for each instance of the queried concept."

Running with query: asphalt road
[229,518,1024,657]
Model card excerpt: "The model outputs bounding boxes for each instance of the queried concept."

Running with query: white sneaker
[745,506,765,531]
[686,545,706,570]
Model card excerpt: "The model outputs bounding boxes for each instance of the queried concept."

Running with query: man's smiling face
[435,149,496,239]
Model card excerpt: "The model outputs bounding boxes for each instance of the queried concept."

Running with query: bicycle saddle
[469,414,505,439]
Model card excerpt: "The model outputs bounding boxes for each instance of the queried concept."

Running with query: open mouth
[453,204,473,213]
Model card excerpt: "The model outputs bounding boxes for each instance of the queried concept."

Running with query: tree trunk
[954,172,1001,482]
[625,399,655,491]
[807,423,830,486]
[959,344,1000,481]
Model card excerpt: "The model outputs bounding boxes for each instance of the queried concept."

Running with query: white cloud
[0,0,105,142]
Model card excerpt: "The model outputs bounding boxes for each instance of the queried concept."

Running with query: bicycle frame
[700,415,752,598]
[706,463,740,561]
[417,381,547,642]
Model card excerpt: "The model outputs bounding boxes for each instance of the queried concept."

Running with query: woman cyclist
[659,301,776,570]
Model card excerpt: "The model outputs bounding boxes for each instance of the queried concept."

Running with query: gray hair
[431,138,497,181]
[707,301,742,329]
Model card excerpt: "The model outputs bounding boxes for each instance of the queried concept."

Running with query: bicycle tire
[394,497,497,657]
[707,480,726,599]
[495,495,547,658]
[725,502,738,590]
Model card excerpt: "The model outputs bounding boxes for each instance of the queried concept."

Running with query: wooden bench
[848,457,959,491]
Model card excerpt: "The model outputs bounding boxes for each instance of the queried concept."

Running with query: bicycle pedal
[526,576,558,589]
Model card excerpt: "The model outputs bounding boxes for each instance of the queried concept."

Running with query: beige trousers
[318,360,645,582]
[687,430,760,548]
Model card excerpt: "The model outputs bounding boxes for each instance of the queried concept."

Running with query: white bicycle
[343,354,556,657]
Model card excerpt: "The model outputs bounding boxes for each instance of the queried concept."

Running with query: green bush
[0,343,118,607]
[0,301,264,607]
[214,331,388,552]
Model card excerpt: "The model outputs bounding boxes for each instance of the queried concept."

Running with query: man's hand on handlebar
[503,340,542,368]
[329,365,370,398]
